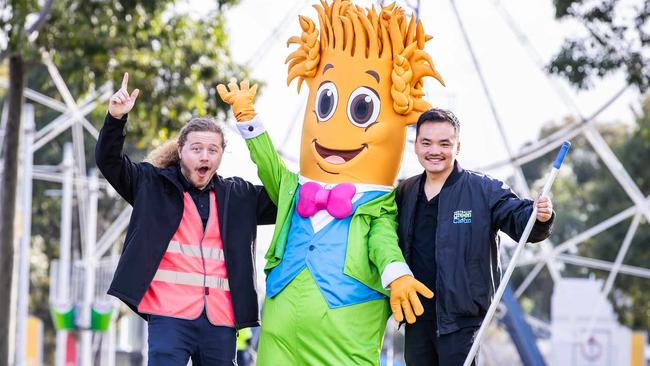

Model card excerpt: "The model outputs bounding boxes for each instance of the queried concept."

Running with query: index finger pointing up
[121,72,129,90]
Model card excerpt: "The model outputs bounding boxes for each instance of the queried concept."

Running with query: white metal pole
[15,104,35,366]
[107,241,122,366]
[80,169,98,366]
[42,52,90,249]
[578,212,641,345]
[463,142,571,366]
[583,125,650,222]
[142,320,148,366]
[555,254,650,278]
[101,304,117,366]
[55,144,74,366]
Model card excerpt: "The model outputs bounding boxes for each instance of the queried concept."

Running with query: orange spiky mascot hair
[217,1,442,364]
[287,0,444,109]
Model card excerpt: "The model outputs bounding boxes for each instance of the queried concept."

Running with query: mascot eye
[347,86,380,128]
[315,82,338,122]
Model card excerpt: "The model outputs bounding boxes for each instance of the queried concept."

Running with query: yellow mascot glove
[389,275,434,324]
[216,80,258,122]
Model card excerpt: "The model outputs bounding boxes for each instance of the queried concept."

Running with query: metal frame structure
[0,50,131,366]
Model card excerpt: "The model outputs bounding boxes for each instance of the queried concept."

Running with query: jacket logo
[453,210,472,224]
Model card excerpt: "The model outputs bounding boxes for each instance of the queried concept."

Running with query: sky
[179,0,644,291]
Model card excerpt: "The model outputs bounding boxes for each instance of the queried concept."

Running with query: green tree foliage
[29,0,248,148]
[518,97,650,331]
[548,0,649,92]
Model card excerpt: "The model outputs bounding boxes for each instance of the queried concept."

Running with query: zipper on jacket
[199,211,209,312]
[187,196,210,314]
[490,236,497,295]
[220,184,232,266]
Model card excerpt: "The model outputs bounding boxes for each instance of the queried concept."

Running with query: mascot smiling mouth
[313,139,368,165]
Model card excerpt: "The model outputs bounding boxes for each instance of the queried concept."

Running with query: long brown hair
[145,117,226,168]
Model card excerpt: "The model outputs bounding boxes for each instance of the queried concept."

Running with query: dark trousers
[147,312,237,366]
[236,350,253,366]
[404,319,479,366]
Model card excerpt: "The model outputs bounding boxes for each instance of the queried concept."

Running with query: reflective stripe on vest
[166,241,225,261]
[137,191,235,326]
[153,269,230,291]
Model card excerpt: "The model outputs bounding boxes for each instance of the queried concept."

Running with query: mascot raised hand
[218,1,444,364]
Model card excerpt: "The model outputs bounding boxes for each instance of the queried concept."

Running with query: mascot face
[300,51,405,185]
[287,0,444,186]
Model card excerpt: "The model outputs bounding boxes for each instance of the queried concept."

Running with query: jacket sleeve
[488,178,554,243]
[95,113,143,205]
[255,185,278,225]
[237,116,292,205]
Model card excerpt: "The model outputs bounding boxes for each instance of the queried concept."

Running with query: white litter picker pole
[463,141,571,366]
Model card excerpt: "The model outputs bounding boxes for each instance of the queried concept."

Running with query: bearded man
[96,72,276,366]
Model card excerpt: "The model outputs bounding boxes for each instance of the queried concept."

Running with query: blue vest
[266,186,388,308]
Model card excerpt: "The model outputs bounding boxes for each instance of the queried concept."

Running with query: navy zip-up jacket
[96,113,277,329]
[396,162,553,335]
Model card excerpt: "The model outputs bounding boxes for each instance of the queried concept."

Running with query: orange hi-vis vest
[138,191,235,326]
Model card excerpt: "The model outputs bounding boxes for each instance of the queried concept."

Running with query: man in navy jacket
[396,109,555,366]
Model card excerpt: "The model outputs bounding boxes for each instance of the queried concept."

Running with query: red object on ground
[65,333,77,365]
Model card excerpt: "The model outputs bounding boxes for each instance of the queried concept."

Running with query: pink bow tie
[297,182,356,219]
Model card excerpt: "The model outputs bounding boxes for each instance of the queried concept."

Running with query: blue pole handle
[553,141,571,169]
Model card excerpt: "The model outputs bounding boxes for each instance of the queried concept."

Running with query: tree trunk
[0,54,25,366]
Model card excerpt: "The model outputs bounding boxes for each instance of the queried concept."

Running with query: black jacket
[96,113,276,329]
[396,162,553,335]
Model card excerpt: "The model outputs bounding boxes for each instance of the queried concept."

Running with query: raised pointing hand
[108,72,140,119]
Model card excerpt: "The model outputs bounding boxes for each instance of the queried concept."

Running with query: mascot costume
[218,1,444,364]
